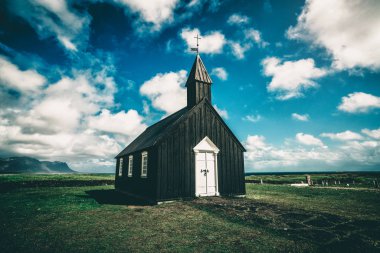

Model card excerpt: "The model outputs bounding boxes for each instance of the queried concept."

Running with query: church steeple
[186,54,213,108]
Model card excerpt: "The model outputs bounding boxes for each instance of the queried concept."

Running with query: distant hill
[0,157,76,174]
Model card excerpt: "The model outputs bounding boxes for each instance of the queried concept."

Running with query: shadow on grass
[85,189,152,206]
[188,197,380,252]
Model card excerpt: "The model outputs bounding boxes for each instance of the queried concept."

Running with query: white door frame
[193,136,220,197]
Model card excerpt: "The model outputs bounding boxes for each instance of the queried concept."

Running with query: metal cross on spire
[191,34,201,54]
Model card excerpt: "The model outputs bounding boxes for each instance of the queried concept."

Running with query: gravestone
[306,175,312,186]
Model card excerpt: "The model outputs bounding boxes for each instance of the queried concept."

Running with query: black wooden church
[115,54,246,203]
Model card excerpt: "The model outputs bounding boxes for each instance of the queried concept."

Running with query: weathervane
[191,34,201,54]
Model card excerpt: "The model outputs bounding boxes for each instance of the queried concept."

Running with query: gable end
[156,98,246,152]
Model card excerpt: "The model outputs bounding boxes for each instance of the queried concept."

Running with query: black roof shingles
[116,107,189,158]
[185,54,212,86]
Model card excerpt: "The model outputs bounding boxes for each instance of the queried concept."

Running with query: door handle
[201,169,209,176]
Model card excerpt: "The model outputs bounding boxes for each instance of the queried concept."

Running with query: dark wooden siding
[187,81,211,108]
[115,147,158,200]
[156,102,245,201]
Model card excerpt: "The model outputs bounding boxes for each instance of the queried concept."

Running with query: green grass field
[246,173,380,187]
[0,174,379,252]
[0,173,114,182]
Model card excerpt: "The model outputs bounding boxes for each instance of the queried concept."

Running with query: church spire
[186,54,213,108]
[186,54,213,86]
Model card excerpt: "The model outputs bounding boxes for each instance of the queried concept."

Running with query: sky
[0,0,379,173]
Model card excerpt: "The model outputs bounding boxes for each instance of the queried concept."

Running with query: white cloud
[114,0,179,30]
[0,124,126,169]
[10,0,207,49]
[338,92,380,113]
[140,70,187,114]
[88,109,147,135]
[229,41,251,59]
[287,0,380,70]
[0,56,46,92]
[227,27,268,59]
[58,35,78,51]
[28,96,82,132]
[0,58,147,172]
[111,0,217,34]
[9,0,90,52]
[180,25,265,60]
[227,14,250,25]
[244,135,338,170]
[362,128,380,139]
[296,133,325,147]
[16,73,116,134]
[142,100,150,115]
[187,0,201,8]
[244,28,268,48]
[242,114,262,123]
[262,57,327,100]
[244,132,380,171]
[321,130,363,141]
[21,72,116,131]
[245,135,271,161]
[213,104,229,119]
[291,113,309,121]
[180,28,226,54]
[211,67,228,81]
[339,140,380,164]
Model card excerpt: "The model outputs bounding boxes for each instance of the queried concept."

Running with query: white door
[196,152,207,196]
[196,152,217,196]
[206,152,216,195]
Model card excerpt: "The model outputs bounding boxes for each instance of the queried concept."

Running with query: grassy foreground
[0,174,379,252]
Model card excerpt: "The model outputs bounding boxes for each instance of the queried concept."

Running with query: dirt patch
[286,222,307,229]
[281,212,314,221]
[303,216,336,228]
[189,197,380,251]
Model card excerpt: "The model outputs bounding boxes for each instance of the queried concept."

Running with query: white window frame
[118,158,123,176]
[128,155,133,177]
[141,151,148,178]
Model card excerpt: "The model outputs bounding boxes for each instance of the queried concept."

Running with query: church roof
[116,98,246,158]
[185,54,212,86]
[116,107,189,157]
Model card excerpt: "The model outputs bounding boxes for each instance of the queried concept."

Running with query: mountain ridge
[0,157,76,174]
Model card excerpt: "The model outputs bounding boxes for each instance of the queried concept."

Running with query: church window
[118,158,123,176]
[128,155,133,177]
[141,151,148,177]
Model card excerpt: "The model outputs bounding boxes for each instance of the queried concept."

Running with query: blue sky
[0,0,379,172]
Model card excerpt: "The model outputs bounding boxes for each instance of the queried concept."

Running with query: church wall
[156,102,245,201]
[115,147,158,200]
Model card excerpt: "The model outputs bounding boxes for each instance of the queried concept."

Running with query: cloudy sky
[0,0,379,173]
